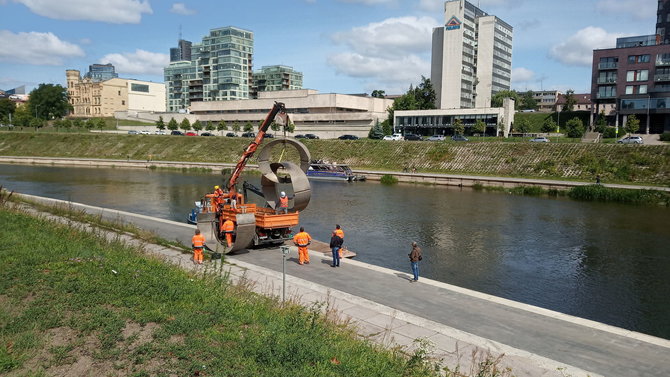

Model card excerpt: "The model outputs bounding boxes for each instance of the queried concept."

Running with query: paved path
[16,194,670,377]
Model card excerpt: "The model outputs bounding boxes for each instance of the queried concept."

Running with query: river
[1,163,669,340]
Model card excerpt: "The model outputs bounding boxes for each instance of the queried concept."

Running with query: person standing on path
[192,229,206,265]
[293,227,312,265]
[334,224,344,240]
[329,230,343,267]
[221,218,234,248]
[408,241,422,282]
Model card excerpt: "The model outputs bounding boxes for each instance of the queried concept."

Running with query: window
[628,54,650,64]
[130,83,149,92]
[626,70,649,81]
[640,85,648,94]
[121,100,125,105]
[626,85,634,94]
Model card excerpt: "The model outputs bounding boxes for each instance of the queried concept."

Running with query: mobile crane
[197,102,312,253]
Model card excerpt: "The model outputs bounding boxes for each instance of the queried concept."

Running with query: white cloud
[13,0,152,24]
[338,0,395,5]
[0,30,85,65]
[419,0,524,12]
[170,2,195,15]
[512,67,535,83]
[596,0,656,21]
[549,26,623,67]
[100,49,169,76]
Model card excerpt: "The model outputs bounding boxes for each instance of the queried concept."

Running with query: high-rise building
[591,0,670,134]
[431,0,513,109]
[84,63,118,82]
[251,65,303,98]
[170,39,192,62]
[164,26,254,112]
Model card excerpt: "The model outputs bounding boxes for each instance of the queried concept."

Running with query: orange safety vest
[215,188,224,197]
[335,229,344,239]
[222,220,234,233]
[279,196,289,208]
[192,234,205,248]
[293,231,311,247]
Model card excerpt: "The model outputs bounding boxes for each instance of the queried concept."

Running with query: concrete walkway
[16,193,670,377]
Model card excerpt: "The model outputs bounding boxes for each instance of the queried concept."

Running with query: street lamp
[646,94,651,134]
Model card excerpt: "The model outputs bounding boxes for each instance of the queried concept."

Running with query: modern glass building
[164,26,254,113]
[84,64,118,82]
[169,39,192,62]
[431,0,513,109]
[251,65,303,98]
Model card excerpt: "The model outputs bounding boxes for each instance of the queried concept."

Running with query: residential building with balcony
[164,26,254,113]
[251,65,303,98]
[531,90,561,112]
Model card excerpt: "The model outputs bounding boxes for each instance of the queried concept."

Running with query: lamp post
[280,245,289,302]
[646,94,651,134]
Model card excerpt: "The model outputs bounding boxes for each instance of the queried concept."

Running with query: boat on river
[187,201,203,224]
[307,160,366,182]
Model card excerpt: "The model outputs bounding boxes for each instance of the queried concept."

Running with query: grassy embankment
[1,132,668,186]
[0,199,445,376]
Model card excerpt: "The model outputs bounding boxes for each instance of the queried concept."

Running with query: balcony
[656,58,670,66]
[598,62,618,70]
[654,73,670,82]
[596,93,617,99]
[597,77,617,84]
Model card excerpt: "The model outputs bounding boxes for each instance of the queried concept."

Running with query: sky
[0,0,660,96]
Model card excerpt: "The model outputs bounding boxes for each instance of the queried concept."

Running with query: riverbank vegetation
[0,204,444,376]
[0,133,668,186]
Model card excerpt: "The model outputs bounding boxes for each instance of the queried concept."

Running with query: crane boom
[227,102,289,192]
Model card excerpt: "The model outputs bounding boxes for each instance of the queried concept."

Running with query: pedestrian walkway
[17,194,670,377]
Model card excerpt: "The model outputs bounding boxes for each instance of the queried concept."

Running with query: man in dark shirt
[409,242,422,282]
[329,231,343,267]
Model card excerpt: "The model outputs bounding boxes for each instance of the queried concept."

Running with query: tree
[243,122,253,132]
[72,119,83,130]
[381,119,392,136]
[233,122,241,134]
[217,120,227,135]
[205,121,215,132]
[284,122,295,133]
[491,90,520,108]
[167,118,178,131]
[30,117,44,131]
[594,111,607,133]
[386,76,436,127]
[28,83,71,120]
[13,106,31,128]
[515,118,531,134]
[96,118,105,131]
[371,90,386,98]
[473,119,486,137]
[541,118,557,133]
[520,91,538,111]
[0,98,16,119]
[270,121,280,132]
[180,118,191,132]
[453,118,465,135]
[192,120,203,134]
[156,116,165,131]
[624,114,640,136]
[565,117,585,138]
[53,118,63,132]
[62,118,72,132]
[85,118,95,131]
[368,120,384,139]
[562,90,576,112]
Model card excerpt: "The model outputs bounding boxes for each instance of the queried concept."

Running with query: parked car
[529,136,549,143]
[225,132,236,137]
[294,134,306,139]
[155,130,166,135]
[451,135,469,142]
[139,130,151,135]
[383,133,403,141]
[338,134,359,140]
[426,135,446,141]
[304,134,319,139]
[185,132,197,136]
[265,133,275,138]
[241,132,256,138]
[404,134,423,141]
[617,136,643,144]
[200,132,214,136]
[127,130,138,135]
[170,131,184,136]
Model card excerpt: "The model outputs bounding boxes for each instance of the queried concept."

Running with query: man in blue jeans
[330,230,343,267]
[408,242,422,282]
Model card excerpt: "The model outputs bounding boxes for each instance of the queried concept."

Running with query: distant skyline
[0,0,659,96]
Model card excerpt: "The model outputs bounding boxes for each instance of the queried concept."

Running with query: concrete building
[84,63,118,82]
[251,65,303,98]
[170,39,192,62]
[66,70,165,117]
[394,98,515,138]
[591,0,670,133]
[164,26,254,113]
[531,90,561,112]
[431,0,513,109]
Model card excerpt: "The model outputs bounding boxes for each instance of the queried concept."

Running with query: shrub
[603,127,617,139]
[565,117,585,138]
[660,132,670,142]
[568,184,670,205]
[380,174,398,185]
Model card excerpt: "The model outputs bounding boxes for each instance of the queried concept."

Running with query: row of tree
[155,117,295,135]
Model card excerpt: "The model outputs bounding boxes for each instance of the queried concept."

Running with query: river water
[1,163,669,339]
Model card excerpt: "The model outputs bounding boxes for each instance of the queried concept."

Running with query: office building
[431,0,513,109]
[83,63,118,82]
[251,65,303,98]
[657,0,670,45]
[170,39,192,62]
[591,0,670,133]
[164,26,254,112]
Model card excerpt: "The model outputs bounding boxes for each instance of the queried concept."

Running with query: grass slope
[0,132,668,185]
[0,207,438,376]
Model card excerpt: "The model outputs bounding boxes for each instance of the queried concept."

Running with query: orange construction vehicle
[196,102,311,253]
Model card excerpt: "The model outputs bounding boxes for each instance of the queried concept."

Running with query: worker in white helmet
[277,191,293,214]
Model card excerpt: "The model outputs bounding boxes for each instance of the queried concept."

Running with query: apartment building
[251,65,303,98]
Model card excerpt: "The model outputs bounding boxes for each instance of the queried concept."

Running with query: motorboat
[306,160,366,182]
[187,201,203,224]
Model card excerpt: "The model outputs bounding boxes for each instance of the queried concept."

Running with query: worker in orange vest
[221,218,235,247]
[334,224,344,239]
[277,191,294,214]
[293,226,312,265]
[214,185,225,208]
[192,229,206,264]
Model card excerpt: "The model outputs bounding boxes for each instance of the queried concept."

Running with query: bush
[565,117,585,138]
[660,132,670,142]
[603,127,617,139]
[568,184,670,205]
[380,174,398,185]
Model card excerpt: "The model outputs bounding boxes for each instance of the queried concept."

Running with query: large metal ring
[257,137,311,211]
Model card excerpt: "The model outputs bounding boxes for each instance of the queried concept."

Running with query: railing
[656,58,670,66]
[597,77,617,84]
[654,73,670,81]
[596,93,616,99]
[598,62,618,69]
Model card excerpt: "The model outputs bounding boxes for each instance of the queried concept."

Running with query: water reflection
[1,163,669,339]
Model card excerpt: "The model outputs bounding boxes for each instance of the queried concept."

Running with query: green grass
[0,205,441,376]
[0,132,668,186]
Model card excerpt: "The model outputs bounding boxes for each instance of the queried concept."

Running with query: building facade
[531,90,561,112]
[251,65,303,98]
[84,63,118,82]
[657,0,670,45]
[170,39,192,62]
[164,26,254,113]
[431,0,513,109]
[66,70,165,117]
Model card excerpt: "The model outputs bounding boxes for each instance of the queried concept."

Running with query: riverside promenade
[18,193,670,377]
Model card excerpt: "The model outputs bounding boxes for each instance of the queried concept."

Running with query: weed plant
[568,184,670,206]
[380,174,398,185]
